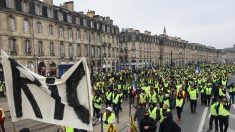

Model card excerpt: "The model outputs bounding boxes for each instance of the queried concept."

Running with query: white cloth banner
[1,50,93,131]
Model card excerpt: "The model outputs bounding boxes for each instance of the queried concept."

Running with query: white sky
[52,0,235,49]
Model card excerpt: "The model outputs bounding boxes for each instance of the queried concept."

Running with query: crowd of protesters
[1,64,234,132]
[92,64,234,132]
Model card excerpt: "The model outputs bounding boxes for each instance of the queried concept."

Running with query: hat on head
[106,107,112,112]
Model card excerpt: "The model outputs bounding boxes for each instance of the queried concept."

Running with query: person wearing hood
[139,109,157,132]
[159,112,181,132]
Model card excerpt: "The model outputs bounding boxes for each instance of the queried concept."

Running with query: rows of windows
[3,0,119,35]
[8,38,118,59]
[8,16,117,44]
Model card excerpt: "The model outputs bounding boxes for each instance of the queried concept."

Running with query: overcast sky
[53,0,235,49]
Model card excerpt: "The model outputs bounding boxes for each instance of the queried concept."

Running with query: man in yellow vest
[148,89,158,106]
[205,83,212,106]
[112,90,121,123]
[189,87,198,114]
[148,103,159,122]
[105,88,113,107]
[228,83,235,104]
[92,93,102,119]
[217,97,230,132]
[103,107,116,131]
[208,98,219,132]
[0,107,5,132]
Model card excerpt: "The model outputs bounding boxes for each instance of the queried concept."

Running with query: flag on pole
[131,81,137,95]
[1,50,93,130]
[195,66,200,73]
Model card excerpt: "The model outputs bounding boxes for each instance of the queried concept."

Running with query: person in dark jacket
[139,109,157,132]
[134,103,146,127]
[159,112,181,132]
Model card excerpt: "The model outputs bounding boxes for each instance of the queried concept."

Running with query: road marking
[197,107,208,132]
[208,112,210,119]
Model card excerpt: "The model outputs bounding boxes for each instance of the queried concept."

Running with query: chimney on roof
[63,1,74,12]
[87,10,95,18]
[43,0,53,5]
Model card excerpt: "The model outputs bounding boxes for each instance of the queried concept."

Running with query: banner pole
[101,113,103,132]
[129,99,131,117]
[12,122,16,132]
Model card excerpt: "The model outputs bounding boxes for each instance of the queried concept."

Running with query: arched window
[24,18,30,33]
[8,16,16,31]
[9,38,17,55]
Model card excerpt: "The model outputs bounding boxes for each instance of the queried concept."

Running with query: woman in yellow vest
[176,93,184,122]
[103,107,116,131]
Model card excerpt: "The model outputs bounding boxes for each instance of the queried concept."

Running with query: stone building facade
[120,29,219,68]
[0,0,119,77]
[119,28,160,69]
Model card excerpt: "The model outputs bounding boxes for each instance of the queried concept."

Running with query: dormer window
[83,18,87,26]
[68,14,72,23]
[75,17,80,25]
[35,4,42,15]
[96,23,100,30]
[22,0,29,13]
[90,21,94,28]
[6,0,15,9]
[47,7,53,18]
[58,12,63,21]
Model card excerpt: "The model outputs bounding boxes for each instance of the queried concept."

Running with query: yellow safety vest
[210,102,218,116]
[66,127,74,132]
[205,87,212,95]
[148,107,158,120]
[94,97,102,109]
[218,103,230,116]
[176,98,184,107]
[149,92,157,103]
[160,108,170,123]
[106,92,112,101]
[139,94,147,103]
[112,94,120,104]
[103,112,116,129]
[189,90,197,100]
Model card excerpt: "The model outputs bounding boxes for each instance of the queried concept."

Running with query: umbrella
[227,75,235,87]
